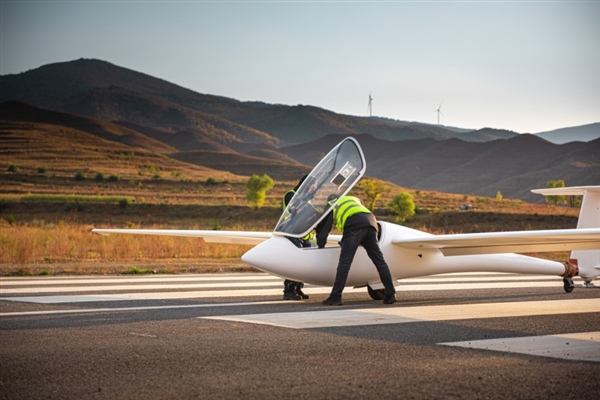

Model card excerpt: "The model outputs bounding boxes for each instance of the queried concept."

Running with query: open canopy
[274,137,366,238]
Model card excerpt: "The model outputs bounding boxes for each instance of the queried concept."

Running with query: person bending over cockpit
[316,195,396,306]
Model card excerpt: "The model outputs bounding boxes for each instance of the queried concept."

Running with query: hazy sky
[1,0,599,133]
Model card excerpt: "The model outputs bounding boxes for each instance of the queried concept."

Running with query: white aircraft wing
[392,228,600,256]
[531,186,600,196]
[92,229,273,245]
[92,229,344,247]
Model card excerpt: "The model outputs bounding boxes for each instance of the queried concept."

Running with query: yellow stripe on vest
[333,196,370,232]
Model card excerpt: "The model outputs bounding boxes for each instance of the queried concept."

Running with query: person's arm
[316,212,333,248]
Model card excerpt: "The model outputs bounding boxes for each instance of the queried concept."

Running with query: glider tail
[532,186,600,282]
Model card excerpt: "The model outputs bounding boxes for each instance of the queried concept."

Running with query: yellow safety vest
[332,196,371,232]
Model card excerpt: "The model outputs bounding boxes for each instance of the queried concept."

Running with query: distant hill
[0,58,517,145]
[0,100,309,182]
[0,119,228,181]
[282,134,600,202]
[0,100,176,154]
[170,151,311,181]
[535,123,600,144]
[2,58,598,202]
[114,121,238,153]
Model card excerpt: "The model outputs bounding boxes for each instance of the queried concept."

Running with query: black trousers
[284,237,311,293]
[330,226,395,298]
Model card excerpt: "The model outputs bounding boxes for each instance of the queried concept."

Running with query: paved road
[1,273,598,399]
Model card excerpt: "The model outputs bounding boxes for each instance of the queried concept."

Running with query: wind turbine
[368,93,373,117]
[435,101,444,125]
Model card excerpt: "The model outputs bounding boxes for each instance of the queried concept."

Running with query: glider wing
[92,229,344,247]
[392,228,600,256]
[92,229,272,245]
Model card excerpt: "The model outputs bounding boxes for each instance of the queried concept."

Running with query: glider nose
[240,243,262,268]
[242,236,280,270]
[241,236,299,275]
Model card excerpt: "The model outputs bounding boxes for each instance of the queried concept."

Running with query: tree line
[245,174,415,222]
[245,175,581,224]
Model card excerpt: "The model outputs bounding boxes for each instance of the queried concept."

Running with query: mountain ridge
[1,58,599,202]
[0,58,525,145]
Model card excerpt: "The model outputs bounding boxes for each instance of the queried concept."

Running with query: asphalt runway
[1,272,599,399]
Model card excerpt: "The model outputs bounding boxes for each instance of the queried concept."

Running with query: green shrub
[7,164,18,173]
[108,174,120,182]
[245,174,274,208]
[95,172,105,181]
[74,171,85,181]
[122,266,154,274]
[387,192,416,223]
[37,166,47,174]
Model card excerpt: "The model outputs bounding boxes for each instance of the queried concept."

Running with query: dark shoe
[296,285,309,299]
[382,295,396,305]
[283,291,302,301]
[322,296,342,306]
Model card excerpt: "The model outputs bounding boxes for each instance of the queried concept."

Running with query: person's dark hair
[294,174,308,191]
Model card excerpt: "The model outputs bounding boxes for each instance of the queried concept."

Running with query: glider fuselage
[241,221,566,288]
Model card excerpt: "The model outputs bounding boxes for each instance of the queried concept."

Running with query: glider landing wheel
[367,286,386,300]
[563,277,575,293]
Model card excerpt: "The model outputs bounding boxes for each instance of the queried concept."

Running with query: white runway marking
[0,274,281,286]
[0,277,562,295]
[0,281,564,303]
[202,299,600,329]
[0,300,291,317]
[0,273,555,286]
[0,287,349,303]
[1,281,289,294]
[440,331,600,363]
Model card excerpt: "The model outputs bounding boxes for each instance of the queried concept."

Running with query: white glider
[94,138,600,295]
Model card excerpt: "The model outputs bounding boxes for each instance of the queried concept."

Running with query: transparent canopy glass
[274,137,366,237]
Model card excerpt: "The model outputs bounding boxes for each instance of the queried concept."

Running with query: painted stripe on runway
[0,300,291,317]
[0,273,557,286]
[439,331,600,363]
[0,274,557,294]
[0,287,351,303]
[0,274,280,286]
[0,277,563,294]
[0,281,564,303]
[0,281,287,294]
[202,299,600,329]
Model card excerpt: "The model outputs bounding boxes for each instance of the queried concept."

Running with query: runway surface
[1,272,598,399]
